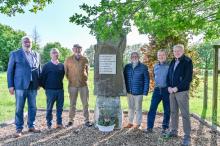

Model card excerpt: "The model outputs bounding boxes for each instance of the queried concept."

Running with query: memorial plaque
[99,54,116,74]
[94,36,127,96]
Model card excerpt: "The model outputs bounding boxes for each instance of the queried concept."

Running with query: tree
[0,23,26,71]
[32,26,41,50]
[84,45,95,67]
[192,42,214,118]
[1,0,219,123]
[1,1,219,41]
[69,1,219,97]
[0,0,53,16]
[41,42,71,64]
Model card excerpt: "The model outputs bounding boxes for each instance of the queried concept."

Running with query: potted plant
[97,107,116,132]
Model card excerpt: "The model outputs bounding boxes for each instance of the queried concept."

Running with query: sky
[0,0,149,50]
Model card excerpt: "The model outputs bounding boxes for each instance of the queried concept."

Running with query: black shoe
[166,131,178,138]
[181,136,191,146]
[161,128,168,134]
[161,129,169,138]
[143,128,153,133]
[84,121,93,127]
[66,122,73,127]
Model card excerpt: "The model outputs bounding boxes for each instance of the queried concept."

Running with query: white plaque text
[99,54,116,74]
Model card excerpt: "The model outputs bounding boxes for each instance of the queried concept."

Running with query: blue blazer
[7,48,41,90]
[124,62,150,95]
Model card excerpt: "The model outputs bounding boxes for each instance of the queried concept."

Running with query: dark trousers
[46,89,64,127]
[147,87,170,129]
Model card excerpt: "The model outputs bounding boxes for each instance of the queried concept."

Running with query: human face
[173,47,184,59]
[72,47,82,55]
[157,51,167,63]
[131,53,139,63]
[50,50,59,61]
[22,38,32,51]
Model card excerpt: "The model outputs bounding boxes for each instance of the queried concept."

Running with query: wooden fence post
[212,43,219,125]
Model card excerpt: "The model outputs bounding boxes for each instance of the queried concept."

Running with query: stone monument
[94,35,127,129]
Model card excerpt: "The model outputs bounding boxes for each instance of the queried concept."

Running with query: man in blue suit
[7,36,41,137]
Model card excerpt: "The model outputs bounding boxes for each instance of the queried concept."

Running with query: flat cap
[73,44,82,49]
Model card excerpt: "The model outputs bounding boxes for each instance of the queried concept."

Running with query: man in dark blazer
[166,44,193,146]
[7,36,41,137]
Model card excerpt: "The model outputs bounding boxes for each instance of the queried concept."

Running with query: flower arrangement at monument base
[97,107,116,132]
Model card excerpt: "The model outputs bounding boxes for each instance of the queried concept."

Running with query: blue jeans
[15,89,37,131]
[147,87,170,129]
[46,89,64,127]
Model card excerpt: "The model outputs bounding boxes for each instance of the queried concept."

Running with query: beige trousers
[68,86,89,122]
[127,94,143,125]
[169,91,191,137]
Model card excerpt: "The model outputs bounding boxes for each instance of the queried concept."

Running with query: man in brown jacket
[64,44,92,127]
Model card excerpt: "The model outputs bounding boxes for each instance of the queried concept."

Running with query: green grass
[0,70,219,125]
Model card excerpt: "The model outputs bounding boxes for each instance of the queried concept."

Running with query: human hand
[172,87,178,93]
[168,87,173,94]
[9,87,14,95]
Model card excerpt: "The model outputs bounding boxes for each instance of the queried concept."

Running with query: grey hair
[130,52,140,58]
[21,36,32,43]
[157,49,167,55]
[50,48,60,54]
[173,44,185,51]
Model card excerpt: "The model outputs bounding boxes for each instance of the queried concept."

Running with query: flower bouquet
[97,107,116,132]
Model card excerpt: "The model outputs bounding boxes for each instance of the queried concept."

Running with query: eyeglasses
[131,56,139,58]
[51,52,59,54]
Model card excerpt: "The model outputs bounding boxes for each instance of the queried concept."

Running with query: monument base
[94,96,122,129]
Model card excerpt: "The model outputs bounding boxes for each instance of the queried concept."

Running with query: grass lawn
[0,70,219,125]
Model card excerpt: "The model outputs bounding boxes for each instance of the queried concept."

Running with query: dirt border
[191,113,220,134]
[1,108,219,135]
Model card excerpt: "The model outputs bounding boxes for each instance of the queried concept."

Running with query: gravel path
[0,111,219,146]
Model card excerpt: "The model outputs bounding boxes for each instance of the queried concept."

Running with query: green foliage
[123,44,142,64]
[69,0,220,42]
[1,0,219,41]
[191,42,214,70]
[0,0,53,16]
[84,45,95,67]
[98,108,116,126]
[69,0,145,40]
[41,42,71,64]
[0,23,26,71]
[134,0,220,42]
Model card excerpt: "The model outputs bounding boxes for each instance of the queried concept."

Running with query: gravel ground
[0,111,219,146]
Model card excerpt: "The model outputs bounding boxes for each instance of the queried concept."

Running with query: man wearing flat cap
[64,44,92,127]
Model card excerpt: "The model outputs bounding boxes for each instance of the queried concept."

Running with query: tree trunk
[202,63,208,119]
[94,35,127,129]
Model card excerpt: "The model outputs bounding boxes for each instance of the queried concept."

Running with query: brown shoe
[133,125,141,129]
[124,123,133,128]
[28,128,41,133]
[55,124,64,129]
[14,130,23,138]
